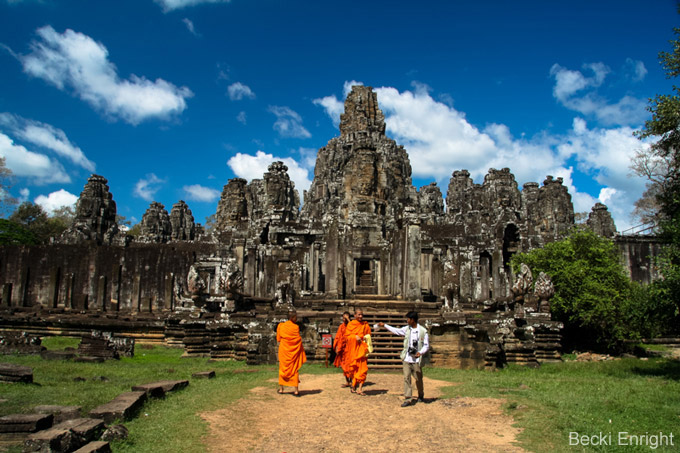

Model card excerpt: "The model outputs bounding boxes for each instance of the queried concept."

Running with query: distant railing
[619,222,657,236]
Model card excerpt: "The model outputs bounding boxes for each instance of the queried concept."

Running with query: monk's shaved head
[288,310,297,320]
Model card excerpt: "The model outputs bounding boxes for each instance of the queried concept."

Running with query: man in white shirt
[377,311,429,407]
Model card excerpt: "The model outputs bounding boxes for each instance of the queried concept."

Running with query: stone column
[97,275,107,311]
[2,283,12,308]
[48,267,61,309]
[164,273,174,310]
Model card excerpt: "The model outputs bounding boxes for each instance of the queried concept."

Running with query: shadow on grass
[631,359,680,381]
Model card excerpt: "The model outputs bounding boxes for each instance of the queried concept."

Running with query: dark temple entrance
[355,259,377,295]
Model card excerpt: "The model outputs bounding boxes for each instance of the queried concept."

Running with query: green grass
[1,342,678,452]
[428,358,680,452]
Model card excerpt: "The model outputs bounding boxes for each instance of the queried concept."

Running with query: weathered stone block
[0,363,33,383]
[191,370,215,379]
[0,414,52,433]
[73,441,111,453]
[88,391,146,424]
[33,406,81,424]
[131,379,189,397]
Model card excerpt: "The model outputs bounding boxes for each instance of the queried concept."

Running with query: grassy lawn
[1,339,678,452]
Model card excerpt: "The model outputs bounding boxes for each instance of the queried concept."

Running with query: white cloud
[182,184,220,202]
[269,106,311,139]
[155,0,231,12]
[182,18,198,35]
[0,133,70,184]
[134,173,165,201]
[549,62,647,126]
[312,95,343,127]
[227,150,312,195]
[34,189,77,214]
[315,81,649,232]
[625,58,648,82]
[236,111,247,124]
[17,26,193,125]
[19,188,30,203]
[0,113,95,171]
[227,82,255,100]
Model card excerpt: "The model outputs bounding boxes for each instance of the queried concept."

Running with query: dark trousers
[402,361,423,399]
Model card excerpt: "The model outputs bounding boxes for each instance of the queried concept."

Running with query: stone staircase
[362,312,406,370]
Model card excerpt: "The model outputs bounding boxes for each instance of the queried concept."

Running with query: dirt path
[200,372,525,452]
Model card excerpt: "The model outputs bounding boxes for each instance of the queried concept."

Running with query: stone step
[89,391,147,424]
[33,405,82,424]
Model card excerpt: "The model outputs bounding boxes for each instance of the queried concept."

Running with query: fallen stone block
[40,350,77,361]
[23,418,104,453]
[24,426,78,453]
[89,391,146,424]
[131,379,189,397]
[33,405,82,424]
[0,414,52,433]
[99,424,128,442]
[192,370,215,379]
[0,363,33,383]
[73,356,105,363]
[73,440,111,453]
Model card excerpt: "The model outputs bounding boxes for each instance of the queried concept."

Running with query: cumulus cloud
[549,62,647,126]
[16,26,193,125]
[155,0,231,12]
[134,173,165,201]
[312,95,343,127]
[236,111,247,124]
[269,106,311,139]
[0,132,70,184]
[0,113,95,171]
[315,81,649,232]
[183,184,220,202]
[34,189,78,214]
[227,82,255,100]
[227,150,312,195]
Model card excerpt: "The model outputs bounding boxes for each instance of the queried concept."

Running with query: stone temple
[0,86,661,368]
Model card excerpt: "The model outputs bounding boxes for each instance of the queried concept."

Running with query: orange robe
[333,323,351,377]
[277,320,307,387]
[345,319,371,385]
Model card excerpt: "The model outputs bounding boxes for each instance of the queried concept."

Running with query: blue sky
[0,0,677,232]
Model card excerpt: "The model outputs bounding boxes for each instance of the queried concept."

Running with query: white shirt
[379,323,429,364]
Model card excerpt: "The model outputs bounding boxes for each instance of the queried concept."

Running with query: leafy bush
[511,228,671,351]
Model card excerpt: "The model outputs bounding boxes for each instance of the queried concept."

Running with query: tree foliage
[633,15,680,319]
[511,228,674,350]
[0,157,17,217]
[6,201,73,244]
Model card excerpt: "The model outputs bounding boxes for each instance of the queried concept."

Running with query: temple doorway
[355,258,377,295]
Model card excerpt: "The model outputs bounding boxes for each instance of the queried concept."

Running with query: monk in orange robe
[344,308,371,395]
[333,311,352,387]
[277,310,306,396]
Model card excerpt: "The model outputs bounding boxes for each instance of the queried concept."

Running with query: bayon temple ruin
[0,86,661,368]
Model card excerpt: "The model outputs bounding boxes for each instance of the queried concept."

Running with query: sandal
[350,387,356,393]
[277,389,284,394]
[356,391,367,396]
[293,391,300,397]
[341,383,350,388]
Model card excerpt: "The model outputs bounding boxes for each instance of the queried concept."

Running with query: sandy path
[200,372,525,452]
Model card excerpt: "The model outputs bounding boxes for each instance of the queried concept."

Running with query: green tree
[0,218,38,245]
[0,157,18,217]
[7,201,72,244]
[633,15,680,322]
[511,228,666,351]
